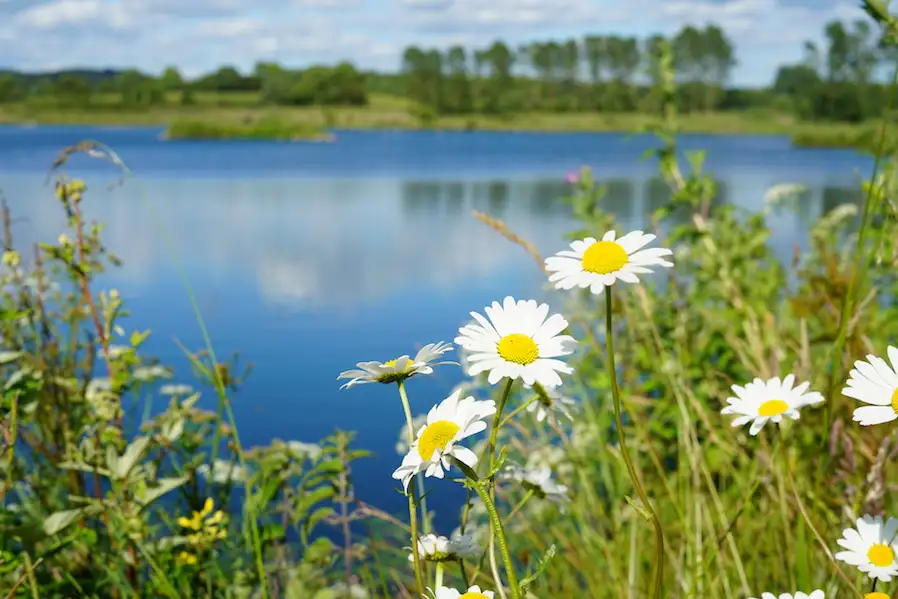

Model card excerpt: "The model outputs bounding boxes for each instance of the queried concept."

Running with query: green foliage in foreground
[164,118,330,141]
[4,4,898,598]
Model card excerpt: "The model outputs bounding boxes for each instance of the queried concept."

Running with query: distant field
[0,91,884,148]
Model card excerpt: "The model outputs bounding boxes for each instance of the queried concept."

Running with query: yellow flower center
[757,399,789,417]
[891,387,898,414]
[459,594,490,599]
[417,420,461,461]
[868,543,895,567]
[865,592,891,599]
[496,333,539,365]
[581,240,628,274]
[384,358,401,368]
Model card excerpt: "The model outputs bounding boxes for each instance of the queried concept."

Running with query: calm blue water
[0,125,873,528]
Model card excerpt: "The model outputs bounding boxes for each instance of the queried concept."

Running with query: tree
[160,66,183,91]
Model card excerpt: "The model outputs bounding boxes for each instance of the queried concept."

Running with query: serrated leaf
[519,544,556,593]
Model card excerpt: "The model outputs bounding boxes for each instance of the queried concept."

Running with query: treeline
[0,62,368,108]
[0,18,890,123]
[399,19,892,122]
[399,25,735,115]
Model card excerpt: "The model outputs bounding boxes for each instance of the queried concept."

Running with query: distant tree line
[0,18,891,122]
[0,62,368,109]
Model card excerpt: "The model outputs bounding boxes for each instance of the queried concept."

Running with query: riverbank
[0,93,884,148]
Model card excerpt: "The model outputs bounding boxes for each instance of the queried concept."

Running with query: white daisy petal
[721,374,824,436]
[455,297,577,388]
[843,347,898,427]
[337,342,455,388]
[835,514,898,582]
[545,230,673,295]
[393,391,495,490]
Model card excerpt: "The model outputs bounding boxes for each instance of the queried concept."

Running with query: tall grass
[3,2,898,598]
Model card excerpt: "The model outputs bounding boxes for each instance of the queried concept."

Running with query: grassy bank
[163,117,332,141]
[790,121,898,154]
[0,92,869,142]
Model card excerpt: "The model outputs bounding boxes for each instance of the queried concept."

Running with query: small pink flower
[565,172,578,184]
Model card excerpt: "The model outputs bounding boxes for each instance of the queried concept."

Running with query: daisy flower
[454,297,577,388]
[524,383,576,424]
[408,532,480,563]
[429,585,495,599]
[337,341,454,389]
[544,230,673,294]
[835,514,898,581]
[501,463,569,506]
[750,592,824,599]
[721,375,824,436]
[392,390,495,490]
[843,346,898,426]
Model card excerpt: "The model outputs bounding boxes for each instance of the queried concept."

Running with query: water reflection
[0,174,863,311]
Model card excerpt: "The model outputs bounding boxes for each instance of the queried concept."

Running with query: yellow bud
[57,234,71,246]
[2,251,20,267]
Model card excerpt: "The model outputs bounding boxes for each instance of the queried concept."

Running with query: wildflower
[392,389,495,490]
[337,341,454,389]
[197,459,247,484]
[501,463,569,506]
[396,414,427,455]
[565,171,578,184]
[843,346,898,426]
[408,532,480,563]
[429,586,495,599]
[865,593,890,599]
[750,592,824,599]
[721,375,824,436]
[176,498,227,566]
[544,230,673,295]
[835,514,898,581]
[524,383,576,424]
[454,297,577,388]
[160,384,195,397]
[285,440,322,461]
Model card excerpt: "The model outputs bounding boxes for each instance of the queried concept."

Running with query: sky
[0,0,863,86]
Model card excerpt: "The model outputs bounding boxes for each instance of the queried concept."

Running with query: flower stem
[397,381,427,597]
[605,289,664,599]
[505,489,535,524]
[498,396,538,429]
[435,562,444,590]
[453,459,522,599]
[485,378,515,473]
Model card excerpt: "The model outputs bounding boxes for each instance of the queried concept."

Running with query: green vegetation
[0,16,891,142]
[163,117,331,141]
[5,2,898,597]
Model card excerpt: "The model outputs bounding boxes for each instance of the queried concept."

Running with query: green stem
[605,289,664,599]
[453,459,522,599]
[435,562,444,590]
[498,396,537,429]
[825,58,898,423]
[485,378,515,475]
[457,558,471,589]
[397,381,427,597]
[505,489,535,524]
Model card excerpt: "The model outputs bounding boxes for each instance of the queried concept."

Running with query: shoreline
[0,106,882,151]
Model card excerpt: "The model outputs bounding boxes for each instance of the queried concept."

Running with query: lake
[0,125,873,529]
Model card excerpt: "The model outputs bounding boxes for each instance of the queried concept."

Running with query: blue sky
[0,0,861,86]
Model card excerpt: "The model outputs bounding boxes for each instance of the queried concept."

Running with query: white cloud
[0,0,871,85]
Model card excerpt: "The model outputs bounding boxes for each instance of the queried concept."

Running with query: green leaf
[135,475,189,509]
[115,435,151,479]
[518,544,556,593]
[0,351,23,365]
[625,495,654,521]
[44,508,90,536]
